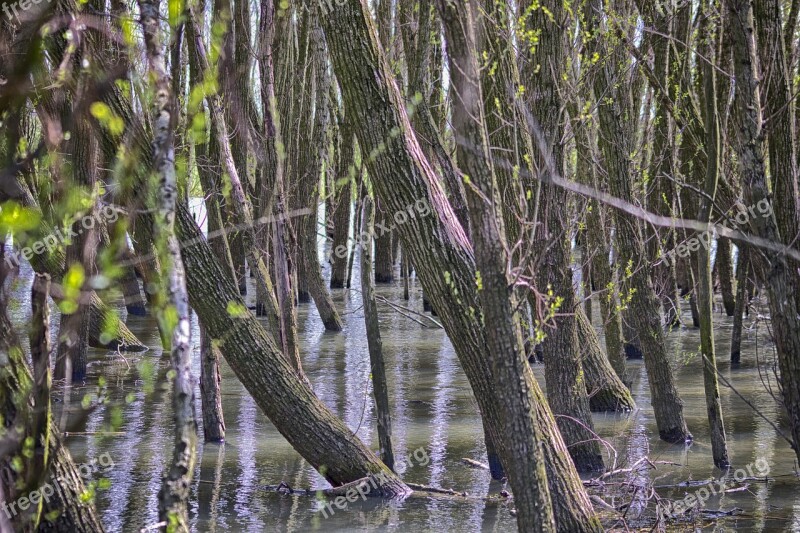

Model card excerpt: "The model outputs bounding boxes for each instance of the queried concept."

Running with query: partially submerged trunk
[319,0,601,528]
[0,257,104,533]
[437,0,556,527]
[296,22,343,331]
[585,0,691,444]
[360,197,395,471]
[517,0,604,474]
[728,0,800,464]
[138,2,198,527]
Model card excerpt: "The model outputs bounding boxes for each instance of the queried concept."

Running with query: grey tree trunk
[360,197,395,471]
[728,0,800,464]
[436,0,556,528]
[584,0,691,444]
[517,0,603,473]
[696,8,728,468]
[730,245,749,363]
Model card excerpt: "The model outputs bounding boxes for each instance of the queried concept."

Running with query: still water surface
[6,239,800,532]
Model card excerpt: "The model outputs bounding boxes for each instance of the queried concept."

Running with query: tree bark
[360,197,395,471]
[138,1,198,528]
[728,0,800,464]
[696,7,728,468]
[517,0,604,473]
[436,0,556,528]
[199,323,225,442]
[584,0,691,444]
[318,0,601,528]
[296,21,343,331]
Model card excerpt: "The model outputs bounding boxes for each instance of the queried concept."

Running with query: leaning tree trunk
[437,0,557,528]
[576,308,636,411]
[0,257,104,533]
[360,197,395,471]
[728,0,800,464]
[318,0,601,528]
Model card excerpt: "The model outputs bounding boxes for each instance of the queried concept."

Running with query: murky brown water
[6,234,800,532]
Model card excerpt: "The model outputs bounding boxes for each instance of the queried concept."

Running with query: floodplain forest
[1,0,800,530]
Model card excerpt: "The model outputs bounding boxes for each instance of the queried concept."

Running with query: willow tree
[728,0,800,464]
[582,0,691,444]
[517,0,604,472]
[317,0,601,528]
[437,0,556,528]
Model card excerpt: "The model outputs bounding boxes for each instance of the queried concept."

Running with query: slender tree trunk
[199,323,225,442]
[716,237,736,315]
[138,2,198,528]
[728,0,800,464]
[330,115,354,289]
[730,245,749,363]
[360,197,395,471]
[696,8,728,468]
[437,0,556,528]
[296,21,343,331]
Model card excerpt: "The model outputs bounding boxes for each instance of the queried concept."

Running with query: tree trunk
[360,197,395,471]
[730,245,749,364]
[437,0,557,528]
[319,0,601,528]
[696,8,728,467]
[585,0,691,444]
[330,115,354,289]
[517,0,604,474]
[754,0,800,313]
[295,21,343,331]
[576,308,636,411]
[138,2,198,528]
[716,237,736,315]
[199,323,226,442]
[728,0,800,464]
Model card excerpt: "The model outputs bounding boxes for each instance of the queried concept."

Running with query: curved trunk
[576,308,636,411]
[319,0,601,528]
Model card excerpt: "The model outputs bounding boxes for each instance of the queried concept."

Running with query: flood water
[6,231,800,532]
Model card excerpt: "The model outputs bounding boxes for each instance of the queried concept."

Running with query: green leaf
[0,201,41,233]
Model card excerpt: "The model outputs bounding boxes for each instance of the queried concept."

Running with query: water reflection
[4,237,799,531]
